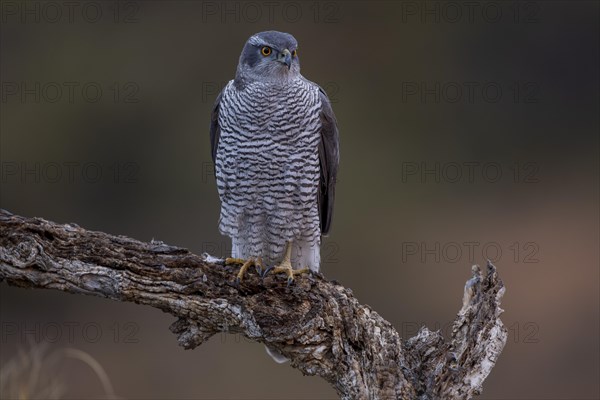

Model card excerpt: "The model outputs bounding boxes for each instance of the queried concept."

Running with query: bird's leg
[263,241,309,286]
[225,257,245,265]
[254,257,264,276]
[226,257,263,283]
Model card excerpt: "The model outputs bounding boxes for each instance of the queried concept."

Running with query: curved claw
[234,259,256,283]
[261,265,273,278]
[258,241,309,285]
[254,257,264,276]
[232,274,242,288]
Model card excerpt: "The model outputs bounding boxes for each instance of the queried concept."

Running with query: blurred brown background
[1,1,598,399]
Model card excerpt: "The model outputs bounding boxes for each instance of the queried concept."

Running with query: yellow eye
[292,49,297,57]
[261,46,272,56]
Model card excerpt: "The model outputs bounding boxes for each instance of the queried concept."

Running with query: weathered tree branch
[0,209,506,399]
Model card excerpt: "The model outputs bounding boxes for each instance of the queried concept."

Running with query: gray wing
[209,89,224,166]
[317,87,340,236]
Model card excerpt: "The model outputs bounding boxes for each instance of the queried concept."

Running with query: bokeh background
[1,1,598,399]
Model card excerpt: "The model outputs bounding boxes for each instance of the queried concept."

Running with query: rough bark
[0,209,507,399]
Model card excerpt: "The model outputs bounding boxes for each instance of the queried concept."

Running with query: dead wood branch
[0,209,506,399]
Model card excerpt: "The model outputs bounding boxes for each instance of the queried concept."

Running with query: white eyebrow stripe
[249,35,269,47]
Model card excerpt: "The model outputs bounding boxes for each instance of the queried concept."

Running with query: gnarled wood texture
[0,209,507,399]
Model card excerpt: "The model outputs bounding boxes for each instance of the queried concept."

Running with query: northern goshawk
[210,30,339,288]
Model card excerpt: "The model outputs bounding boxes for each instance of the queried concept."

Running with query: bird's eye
[292,49,297,57]
[261,46,272,56]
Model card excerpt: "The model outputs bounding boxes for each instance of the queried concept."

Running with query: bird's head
[236,31,300,83]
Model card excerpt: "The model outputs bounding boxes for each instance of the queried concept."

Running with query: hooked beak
[277,49,292,70]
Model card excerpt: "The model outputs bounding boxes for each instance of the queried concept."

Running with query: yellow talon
[228,257,263,283]
[226,257,245,265]
[266,241,310,285]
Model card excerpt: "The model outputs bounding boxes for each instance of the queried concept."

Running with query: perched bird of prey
[210,31,339,289]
